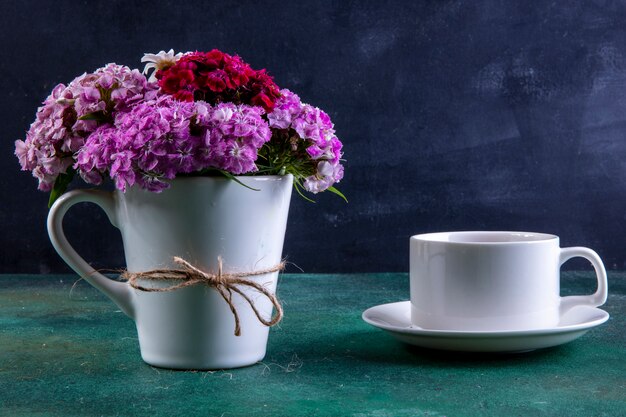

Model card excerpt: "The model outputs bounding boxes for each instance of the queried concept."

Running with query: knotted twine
[120,256,285,336]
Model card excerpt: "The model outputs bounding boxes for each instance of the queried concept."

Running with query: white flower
[317,160,334,177]
[213,107,234,123]
[141,49,184,82]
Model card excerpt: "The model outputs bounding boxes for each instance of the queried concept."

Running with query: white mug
[410,231,608,331]
[48,176,293,369]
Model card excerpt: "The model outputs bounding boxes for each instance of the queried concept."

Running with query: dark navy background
[2,1,625,273]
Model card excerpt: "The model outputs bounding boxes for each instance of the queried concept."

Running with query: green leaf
[327,186,348,203]
[219,170,260,192]
[48,168,76,208]
[293,178,316,203]
[78,111,106,121]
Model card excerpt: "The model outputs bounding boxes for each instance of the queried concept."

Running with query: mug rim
[411,231,558,245]
[115,174,294,196]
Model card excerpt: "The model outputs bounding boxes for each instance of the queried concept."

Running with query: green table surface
[1,272,624,417]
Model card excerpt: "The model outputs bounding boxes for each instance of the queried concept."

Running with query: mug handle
[559,247,608,311]
[47,189,134,319]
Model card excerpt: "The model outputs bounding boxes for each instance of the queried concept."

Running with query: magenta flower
[266,89,344,193]
[74,125,118,185]
[267,89,301,129]
[195,102,271,174]
[72,96,272,193]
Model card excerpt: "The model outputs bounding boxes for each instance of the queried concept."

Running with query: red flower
[158,60,197,101]
[163,69,194,91]
[203,49,225,69]
[155,49,281,112]
[224,56,252,88]
[250,92,273,110]
[205,69,228,93]
[173,90,194,102]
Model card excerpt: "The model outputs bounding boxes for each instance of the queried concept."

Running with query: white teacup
[410,231,608,331]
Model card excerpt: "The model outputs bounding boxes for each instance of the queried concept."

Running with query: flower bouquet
[16,49,345,205]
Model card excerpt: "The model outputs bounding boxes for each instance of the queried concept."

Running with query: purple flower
[224,142,259,174]
[103,95,198,190]
[267,89,301,129]
[304,161,345,193]
[74,125,119,185]
[110,151,136,192]
[266,88,344,193]
[15,64,157,192]
[195,102,271,174]
[136,172,169,192]
[70,95,274,192]
[14,83,78,191]
[68,63,157,132]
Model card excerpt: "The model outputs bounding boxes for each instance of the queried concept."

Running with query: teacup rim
[411,231,559,245]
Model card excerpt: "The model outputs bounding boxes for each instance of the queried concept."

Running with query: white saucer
[362,301,609,353]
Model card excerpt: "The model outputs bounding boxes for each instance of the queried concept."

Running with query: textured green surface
[0,272,624,417]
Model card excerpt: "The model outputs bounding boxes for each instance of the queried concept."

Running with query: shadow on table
[400,344,566,363]
[287,329,579,369]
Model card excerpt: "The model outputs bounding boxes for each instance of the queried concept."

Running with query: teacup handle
[47,189,135,319]
[559,247,608,311]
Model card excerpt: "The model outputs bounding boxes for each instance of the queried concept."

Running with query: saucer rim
[362,300,610,338]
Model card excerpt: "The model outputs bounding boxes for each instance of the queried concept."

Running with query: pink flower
[14,139,35,171]
[266,88,344,193]
[67,63,156,128]
[14,84,76,190]
[74,126,119,185]
[110,150,136,192]
[195,102,271,174]
[70,95,273,192]
[81,87,101,102]
[217,141,258,174]
[304,161,344,193]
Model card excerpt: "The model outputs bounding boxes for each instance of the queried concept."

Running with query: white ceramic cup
[410,231,608,331]
[47,176,293,369]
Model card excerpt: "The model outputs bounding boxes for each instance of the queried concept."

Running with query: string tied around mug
[120,256,285,336]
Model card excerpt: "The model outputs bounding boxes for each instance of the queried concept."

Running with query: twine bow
[121,256,285,336]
